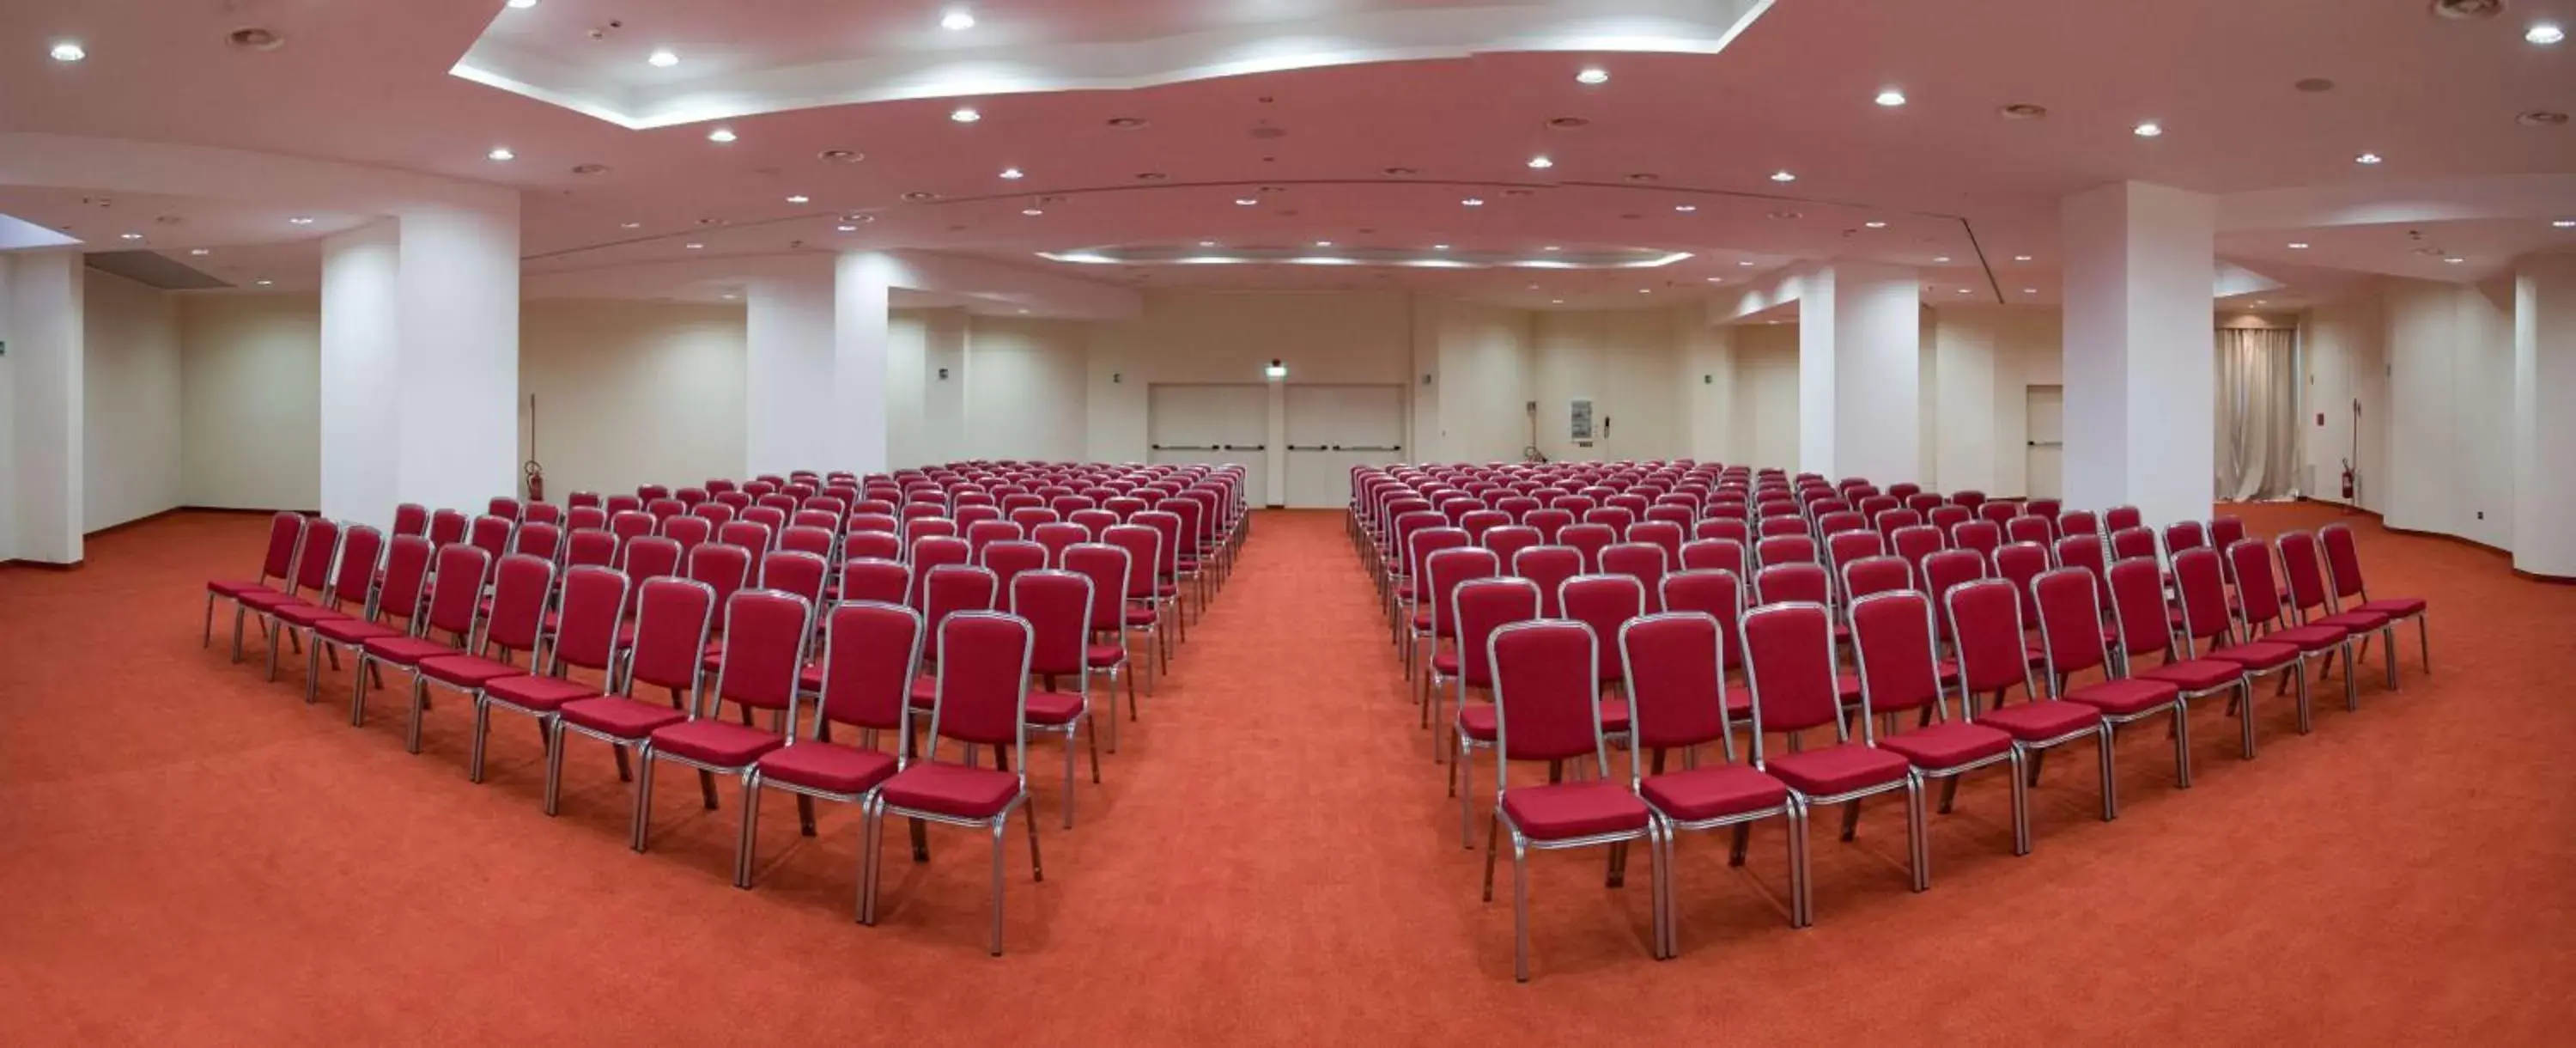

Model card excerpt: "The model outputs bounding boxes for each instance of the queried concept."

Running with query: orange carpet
[2,503,2571,1045]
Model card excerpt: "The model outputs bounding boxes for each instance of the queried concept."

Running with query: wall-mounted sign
[1569,398,1595,442]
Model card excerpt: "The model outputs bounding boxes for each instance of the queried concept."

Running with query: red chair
[1522,508,1573,545]
[2108,527,2159,563]
[1477,619,1659,982]
[2005,515,2055,548]
[1597,543,1668,614]
[1693,517,1749,546]
[1619,611,1791,957]
[687,543,755,628]
[1992,541,2052,625]
[1481,525,1541,570]
[241,516,341,672]
[1758,515,1810,539]
[1904,492,1944,516]
[635,589,811,864]
[392,503,432,537]
[1839,556,1912,606]
[1928,504,1971,537]
[2163,520,2208,558]
[647,497,687,523]
[1816,511,1868,538]
[2170,548,2311,742]
[1032,521,1090,565]
[1946,578,2113,822]
[1399,527,1473,667]
[1061,543,1141,745]
[1103,523,1171,689]
[660,515,713,563]
[2227,538,2359,714]
[1559,576,1645,736]
[2053,534,2110,612]
[837,558,911,607]
[692,502,739,529]
[1559,523,1615,573]
[412,553,556,763]
[608,509,654,550]
[2022,568,2195,807]
[2059,509,2100,540]
[270,524,381,686]
[478,565,628,799]
[352,544,489,734]
[1952,490,1988,512]
[1679,538,1746,576]
[307,535,433,705]
[742,599,924,891]
[1448,577,1543,846]
[1754,562,1830,607]
[1418,547,1502,719]
[862,612,1043,954]
[206,512,308,658]
[1848,590,2026,860]
[981,539,1048,602]
[2105,505,2143,533]
[1951,520,2002,561]
[1755,534,1815,570]
[1509,545,1581,618]
[2319,523,2430,675]
[550,576,714,821]
[1739,601,1923,927]
[2209,515,2247,551]
[2277,530,2397,692]
[1625,520,1686,568]
[1012,570,1104,828]
[966,520,1025,561]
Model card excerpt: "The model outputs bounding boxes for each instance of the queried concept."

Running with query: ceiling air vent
[2431,0,2506,20]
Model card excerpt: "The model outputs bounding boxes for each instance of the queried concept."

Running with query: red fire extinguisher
[523,394,546,503]
[2339,398,2360,509]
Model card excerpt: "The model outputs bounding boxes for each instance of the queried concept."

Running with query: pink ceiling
[0,0,2567,308]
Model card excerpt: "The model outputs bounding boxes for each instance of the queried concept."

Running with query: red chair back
[1740,602,1843,737]
[843,531,902,562]
[1490,621,1608,767]
[2109,527,2159,563]
[2225,538,2293,632]
[921,564,999,639]
[424,545,491,639]
[1840,555,1912,604]
[1061,544,1133,643]
[928,612,1035,758]
[2318,523,2372,604]
[1558,574,1643,683]
[2105,557,2178,660]
[2006,515,2055,547]
[692,503,739,528]
[1619,612,1733,752]
[1423,547,1501,638]
[392,504,430,539]
[839,558,913,606]
[1755,534,1814,569]
[1952,520,2002,560]
[687,542,754,616]
[621,535,682,582]
[2032,567,2111,678]
[1508,545,1581,618]
[1659,570,1745,672]
[1596,543,1668,613]
[284,516,342,597]
[627,577,716,697]
[550,565,627,673]
[1011,570,1095,676]
[2169,548,2235,646]
[1451,577,1541,690]
[1522,508,1573,545]
[609,510,654,546]
[1626,520,1685,566]
[1993,541,2052,624]
[2058,509,2100,539]
[2053,534,2109,608]
[981,539,1048,598]
[1754,563,1828,606]
[321,525,383,609]
[1849,590,1944,716]
[1070,509,1121,539]
[779,526,835,560]
[1101,524,1163,601]
[814,601,924,734]
[760,550,830,610]
[1919,548,1986,642]
[1946,578,2035,697]
[660,515,713,561]
[2209,515,2247,551]
[2164,520,2208,557]
[484,554,556,655]
[2105,505,2144,533]
[2275,531,2338,617]
[1679,538,1745,576]
[568,506,608,533]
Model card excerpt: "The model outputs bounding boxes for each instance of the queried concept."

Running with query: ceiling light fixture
[2354,151,2383,165]
[707,128,737,143]
[1769,170,1796,182]
[1576,67,1608,85]
[49,41,85,62]
[1528,155,1553,169]
[1315,241,1334,247]
[1200,241,1218,247]
[288,216,314,225]
[488,147,515,161]
[648,49,679,67]
[2287,241,2311,249]
[190,248,210,256]
[1021,208,1044,216]
[1738,260,1756,266]
[999,167,1023,180]
[2555,219,2576,228]
[1674,204,1697,213]
[2132,121,2163,137]
[621,222,642,229]
[684,242,704,249]
[2529,22,2566,44]
[942,8,976,31]
[1864,220,1887,228]
[1932,256,1951,263]
[1958,288,1972,294]
[1235,198,1258,206]
[2444,256,2466,264]
[951,106,981,123]
[2022,287,2038,294]
[1551,299,1564,304]
[255,279,274,286]
[786,195,809,204]
[507,0,538,8]
[119,232,142,241]
[1461,198,1485,207]
[1263,359,1287,380]
[836,224,858,232]
[1875,88,1907,107]
[2014,254,2033,261]
[1432,244,1449,250]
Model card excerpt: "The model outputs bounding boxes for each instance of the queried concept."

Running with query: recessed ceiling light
[2354,152,2383,165]
[2444,256,2465,264]
[1315,241,1334,247]
[2529,23,2566,45]
[1461,198,1485,207]
[1769,170,1796,182]
[1874,88,1907,107]
[1738,260,1756,266]
[786,194,810,204]
[1021,208,1044,216]
[1432,244,1449,250]
[836,224,859,232]
[288,216,314,225]
[1932,256,1951,263]
[1541,245,1560,252]
[2518,110,2569,126]
[190,248,210,256]
[951,107,981,123]
[685,242,704,249]
[2287,241,2310,249]
[2014,254,2033,261]
[1706,277,1722,283]
[1551,299,1564,304]
[485,146,516,161]
[2132,122,2163,137]
[1864,220,1887,228]
[119,232,143,241]
[1576,67,1609,85]
[621,222,642,229]
[941,8,976,31]
[2022,288,2037,294]
[1235,198,1258,206]
[1674,204,1697,213]
[648,49,679,67]
[49,41,85,62]
[721,293,739,301]
[255,279,273,286]
[999,168,1024,180]
[2253,299,2268,305]
[1200,241,1218,247]
[507,0,538,8]
[1527,155,1554,169]
[2555,219,2576,228]
[1958,288,1972,294]
[1638,289,1652,294]
[1998,103,2049,120]
[707,128,737,143]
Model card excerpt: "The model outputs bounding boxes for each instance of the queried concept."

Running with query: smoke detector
[226,27,285,51]
[901,191,940,202]
[2431,0,2505,20]
[1998,103,2049,120]
[817,149,864,163]
[570,163,611,176]
[2519,110,2570,125]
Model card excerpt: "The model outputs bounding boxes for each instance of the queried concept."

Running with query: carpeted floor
[2,503,2570,1045]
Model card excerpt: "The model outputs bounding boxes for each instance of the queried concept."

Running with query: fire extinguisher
[522,394,546,503]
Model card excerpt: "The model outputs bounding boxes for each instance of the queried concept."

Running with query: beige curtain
[2214,327,2300,501]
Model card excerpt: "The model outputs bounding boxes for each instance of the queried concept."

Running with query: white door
[2026,384,2064,501]
[1284,384,1406,509]
[1148,384,1269,500]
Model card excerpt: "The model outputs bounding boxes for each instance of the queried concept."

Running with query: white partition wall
[0,249,86,564]
[2513,254,2576,578]
[1285,383,1406,509]
[745,265,838,477]
[1148,383,1269,503]
[1795,261,1921,480]
[2060,180,2215,530]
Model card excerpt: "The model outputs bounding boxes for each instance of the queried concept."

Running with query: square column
[2513,253,2576,578]
[2060,181,2215,528]
[1797,260,1921,481]
[0,250,86,564]
[744,264,837,476]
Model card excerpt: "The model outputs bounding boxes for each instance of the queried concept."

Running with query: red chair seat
[1717,685,1759,718]
[1639,765,1788,822]
[418,655,525,688]
[907,675,939,710]
[1978,701,2101,741]
[1877,722,2013,771]
[1767,744,1911,796]
[2357,596,2426,618]
[559,696,687,739]
[799,664,827,692]
[2263,625,2348,651]
[2063,678,2181,716]
[1025,691,1085,725]
[1500,782,1652,841]
[237,590,303,610]
[2136,659,2244,692]
[2312,610,2391,632]
[878,763,1021,820]
[1409,610,1432,631]
[483,674,598,711]
[1457,704,1496,741]
[756,744,897,795]
[1084,643,1125,667]
[648,720,783,766]
[1599,698,1630,734]
[2207,640,2302,672]
[313,618,400,645]
[1431,651,1461,677]
[271,602,349,627]
[360,637,456,667]
[1123,607,1158,627]
[206,579,275,598]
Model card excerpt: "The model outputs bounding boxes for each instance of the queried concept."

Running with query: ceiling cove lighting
[2555,219,2576,228]
[1527,155,1554,169]
[1874,88,1907,107]
[1769,170,1796,182]
[942,8,976,31]
[488,146,515,161]
[50,41,86,62]
[707,127,737,143]
[2354,152,2383,165]
[999,168,1024,180]
[648,49,679,67]
[1576,67,1609,85]
[2529,23,2566,45]
[951,107,981,123]
[2132,121,2163,137]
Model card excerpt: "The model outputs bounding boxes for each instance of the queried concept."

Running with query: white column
[745,263,837,476]
[920,308,968,463]
[0,250,85,564]
[319,205,519,528]
[833,252,896,475]
[1796,261,1922,480]
[2060,181,2215,527]
[2513,253,2576,578]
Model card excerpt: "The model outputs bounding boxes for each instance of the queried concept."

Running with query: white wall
[1927,306,2064,497]
[963,314,1089,460]
[2383,277,2515,548]
[82,269,183,529]
[1084,290,1417,464]
[2300,296,2389,513]
[1529,308,1685,462]
[179,294,321,511]
[1425,299,1532,463]
[518,299,745,498]
[1732,323,1801,469]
